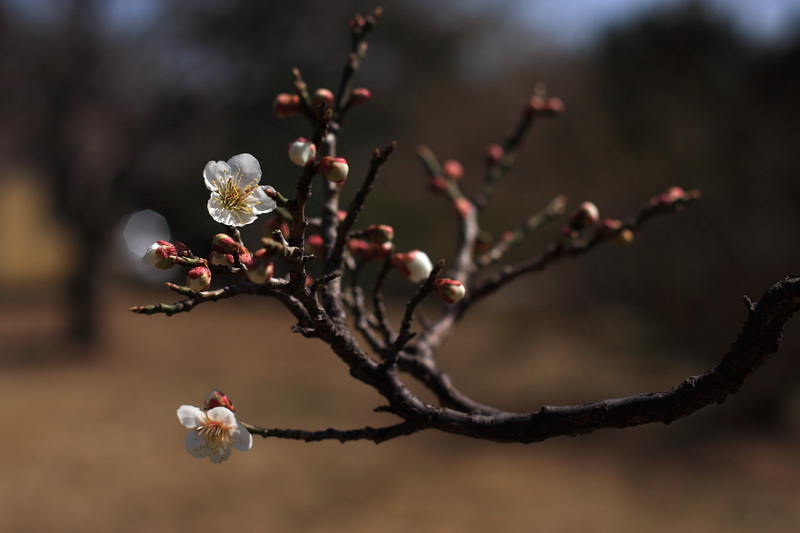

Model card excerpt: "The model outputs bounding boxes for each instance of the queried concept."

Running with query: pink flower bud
[347,239,392,260]
[393,250,433,283]
[442,159,464,181]
[142,240,177,270]
[434,278,466,304]
[318,156,349,184]
[205,390,235,412]
[313,88,334,108]
[452,197,474,219]
[485,144,504,167]
[273,93,302,118]
[288,137,317,166]
[186,266,212,292]
[364,224,394,244]
[244,248,274,285]
[212,233,240,254]
[348,88,372,107]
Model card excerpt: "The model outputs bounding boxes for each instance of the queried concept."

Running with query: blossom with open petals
[204,154,277,227]
[177,405,252,463]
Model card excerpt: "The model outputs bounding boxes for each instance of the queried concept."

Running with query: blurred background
[2,0,800,530]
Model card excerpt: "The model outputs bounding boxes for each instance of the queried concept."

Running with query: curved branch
[243,420,419,444]
[402,276,800,442]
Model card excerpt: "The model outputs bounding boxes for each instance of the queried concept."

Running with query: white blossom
[204,154,277,227]
[177,405,253,463]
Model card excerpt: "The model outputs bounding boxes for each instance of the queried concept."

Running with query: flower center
[197,418,233,448]
[218,168,259,213]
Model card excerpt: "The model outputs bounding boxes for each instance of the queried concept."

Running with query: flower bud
[205,390,235,412]
[614,228,635,248]
[186,265,212,292]
[442,159,464,181]
[288,137,317,167]
[318,156,349,184]
[245,248,274,285]
[434,278,466,304]
[209,251,234,266]
[393,250,433,283]
[348,88,372,107]
[212,233,240,254]
[452,197,474,219]
[569,201,600,229]
[142,240,177,270]
[347,239,392,260]
[485,144,504,167]
[364,224,394,244]
[273,93,302,118]
[313,88,334,108]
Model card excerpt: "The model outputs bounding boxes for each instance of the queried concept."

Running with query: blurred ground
[2,285,800,532]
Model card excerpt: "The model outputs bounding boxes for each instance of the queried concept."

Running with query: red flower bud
[273,93,302,118]
[434,278,466,304]
[205,390,235,412]
[212,233,240,254]
[313,88,334,108]
[186,266,212,292]
[348,88,372,107]
[142,240,177,270]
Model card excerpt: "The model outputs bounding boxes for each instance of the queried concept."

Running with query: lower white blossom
[204,153,277,227]
[177,405,253,463]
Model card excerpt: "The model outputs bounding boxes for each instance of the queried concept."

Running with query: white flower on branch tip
[204,153,277,227]
[177,405,253,463]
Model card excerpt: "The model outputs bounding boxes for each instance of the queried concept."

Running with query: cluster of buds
[346,224,394,261]
[142,240,177,270]
[317,156,349,184]
[525,94,565,117]
[209,233,252,267]
[392,250,433,283]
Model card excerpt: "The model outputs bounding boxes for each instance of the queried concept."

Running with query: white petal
[209,447,232,463]
[206,407,236,426]
[184,430,211,458]
[208,196,246,226]
[177,405,205,428]
[231,424,253,452]
[227,154,261,184]
[204,160,230,191]
[246,187,277,215]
